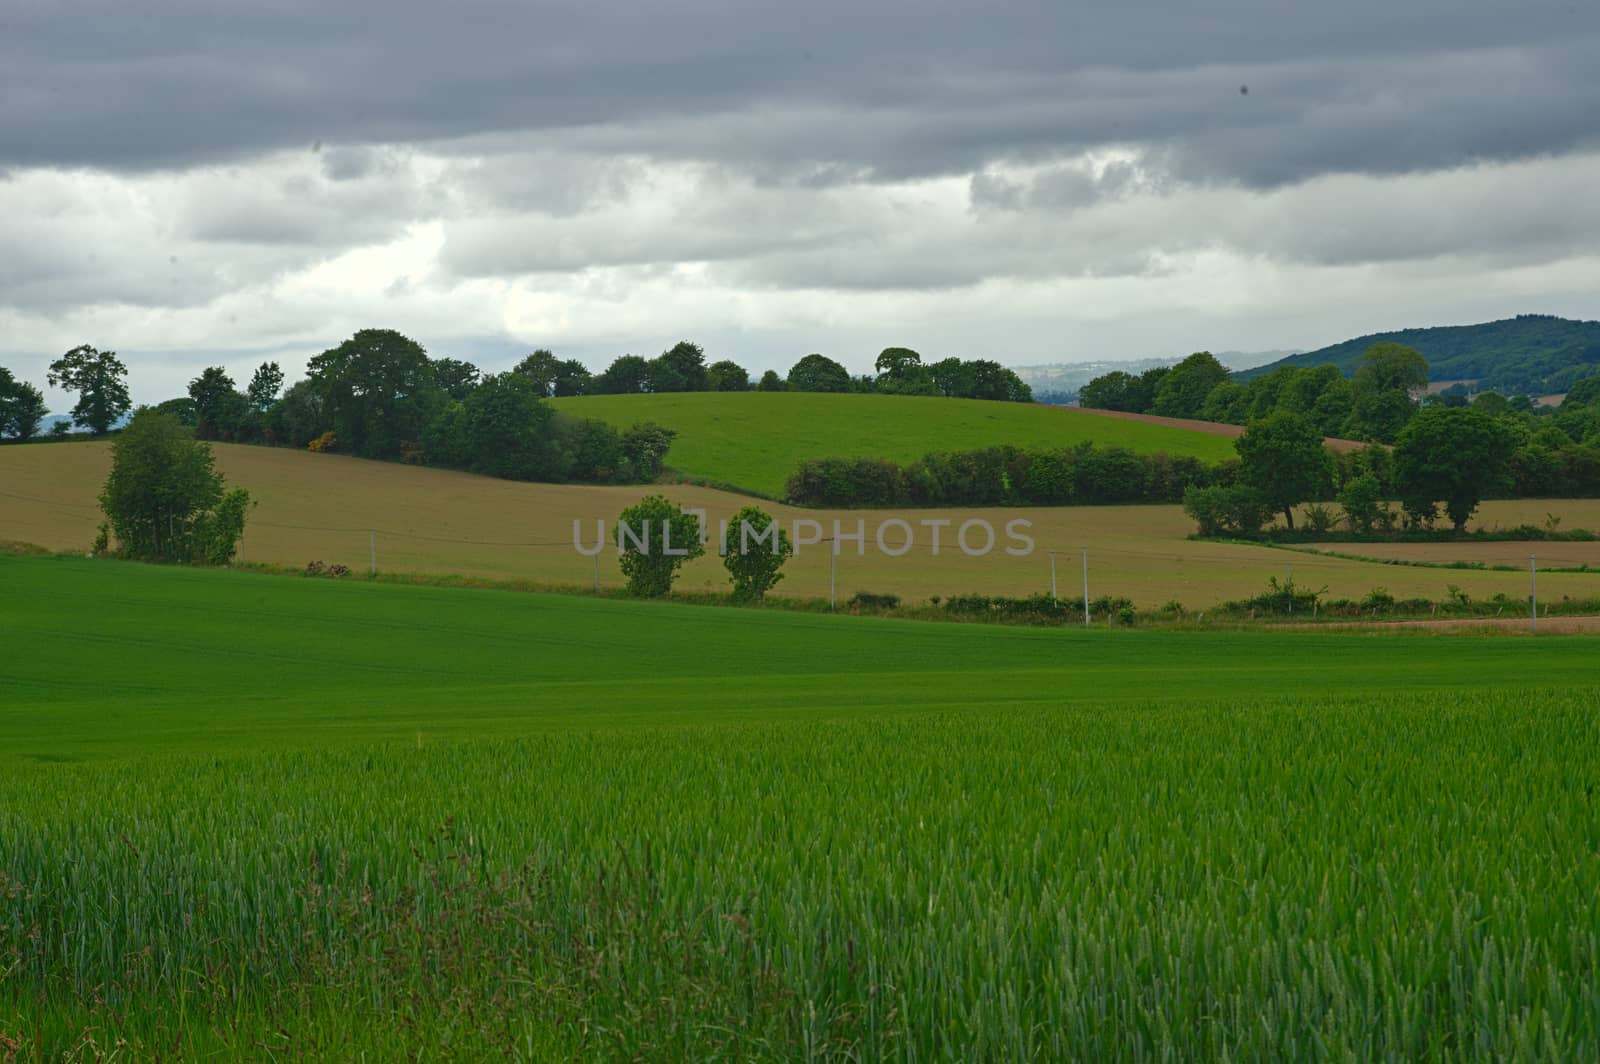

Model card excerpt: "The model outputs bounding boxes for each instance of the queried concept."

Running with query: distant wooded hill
[1241,315,1600,395]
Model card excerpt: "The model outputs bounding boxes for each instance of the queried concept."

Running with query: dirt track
[1288,614,1600,635]
[1055,405,1368,453]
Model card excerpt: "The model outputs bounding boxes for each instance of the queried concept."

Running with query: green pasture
[551,391,1236,496]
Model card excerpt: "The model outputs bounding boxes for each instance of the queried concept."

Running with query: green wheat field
[2,554,1598,1059]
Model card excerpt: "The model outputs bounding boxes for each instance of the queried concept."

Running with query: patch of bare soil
[1287,614,1600,635]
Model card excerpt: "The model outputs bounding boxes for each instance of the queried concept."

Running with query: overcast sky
[4,0,1599,407]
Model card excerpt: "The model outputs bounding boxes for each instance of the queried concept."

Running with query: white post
[830,539,837,611]
[1081,546,1089,626]
[238,529,244,565]
[1531,555,1537,634]
[1050,551,1057,603]
[593,552,599,593]
[370,529,376,576]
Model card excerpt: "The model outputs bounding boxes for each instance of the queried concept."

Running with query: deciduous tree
[0,367,48,440]
[722,505,792,601]
[99,410,250,563]
[1235,411,1332,530]
[615,495,705,596]
[48,345,131,435]
[1393,406,1517,532]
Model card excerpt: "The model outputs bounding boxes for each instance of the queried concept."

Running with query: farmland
[3,554,1599,1058]
[550,391,1239,496]
[7,440,1600,611]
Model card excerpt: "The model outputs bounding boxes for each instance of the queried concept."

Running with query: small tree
[723,505,793,601]
[1337,473,1386,533]
[48,345,131,435]
[616,495,705,596]
[1234,411,1332,530]
[756,370,786,392]
[619,422,676,481]
[99,410,250,563]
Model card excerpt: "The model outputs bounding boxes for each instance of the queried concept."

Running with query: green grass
[4,555,1600,1059]
[552,391,1237,496]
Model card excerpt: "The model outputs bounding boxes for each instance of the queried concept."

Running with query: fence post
[1081,546,1089,626]
[1530,555,1537,634]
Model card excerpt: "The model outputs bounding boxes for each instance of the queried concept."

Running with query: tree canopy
[0,367,48,440]
[787,353,852,393]
[1234,412,1332,530]
[48,345,131,435]
[1393,406,1518,532]
[99,410,250,564]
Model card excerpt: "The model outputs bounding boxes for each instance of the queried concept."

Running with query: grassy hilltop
[551,391,1237,496]
[4,554,1600,1057]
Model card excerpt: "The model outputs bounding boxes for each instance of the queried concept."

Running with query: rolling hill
[550,391,1237,497]
[1241,314,1600,394]
[6,438,1600,609]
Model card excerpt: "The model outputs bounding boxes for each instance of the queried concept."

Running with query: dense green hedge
[785,444,1228,507]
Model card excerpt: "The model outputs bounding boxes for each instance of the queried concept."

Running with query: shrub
[1302,503,1338,535]
[307,431,338,453]
[1362,587,1397,611]
[616,495,705,597]
[723,505,793,602]
[1183,484,1269,537]
[98,410,251,565]
[846,591,900,613]
[1338,473,1385,533]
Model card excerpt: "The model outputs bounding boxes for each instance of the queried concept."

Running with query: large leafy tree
[1393,406,1517,532]
[787,353,852,393]
[647,341,708,393]
[0,367,48,440]
[1234,411,1332,530]
[99,410,250,563]
[462,373,556,480]
[48,345,131,435]
[188,366,250,440]
[872,347,936,395]
[615,495,705,596]
[432,358,481,400]
[593,354,650,394]
[705,360,750,391]
[513,350,590,397]
[874,347,922,378]
[1151,352,1229,419]
[246,362,284,410]
[963,360,1032,402]
[305,329,440,458]
[551,359,592,397]
[722,504,793,601]
[1350,343,1428,442]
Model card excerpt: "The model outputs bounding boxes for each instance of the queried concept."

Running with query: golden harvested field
[5,440,1600,609]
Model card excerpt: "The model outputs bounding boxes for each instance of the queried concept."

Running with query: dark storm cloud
[3,0,1597,187]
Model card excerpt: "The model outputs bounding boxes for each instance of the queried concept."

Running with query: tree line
[0,336,1031,474]
[1078,343,1438,442]
[786,403,1600,531]
[1079,342,1600,450]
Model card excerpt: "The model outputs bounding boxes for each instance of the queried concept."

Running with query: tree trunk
[1283,507,1295,531]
